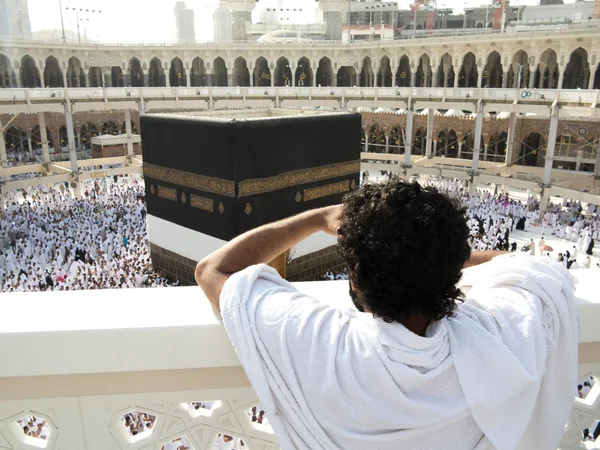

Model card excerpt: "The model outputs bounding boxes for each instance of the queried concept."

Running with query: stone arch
[337,66,356,87]
[535,48,558,89]
[415,54,432,87]
[67,56,86,87]
[295,56,312,87]
[232,57,250,86]
[0,54,17,88]
[436,52,455,88]
[169,57,186,87]
[413,127,426,155]
[110,66,123,87]
[458,52,478,88]
[128,57,144,87]
[149,57,165,87]
[507,50,529,89]
[395,55,411,87]
[360,57,374,87]
[563,47,589,90]
[20,55,40,88]
[190,57,207,87]
[377,56,393,87]
[212,57,228,86]
[437,128,458,158]
[274,57,292,87]
[316,57,334,87]
[44,56,64,88]
[253,57,271,87]
[483,50,503,88]
[102,120,119,135]
[519,132,545,167]
[487,131,508,162]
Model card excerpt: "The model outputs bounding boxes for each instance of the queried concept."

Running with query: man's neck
[400,313,430,337]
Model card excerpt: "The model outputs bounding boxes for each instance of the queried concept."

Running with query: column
[39,64,46,88]
[454,72,459,88]
[588,65,596,90]
[165,66,171,87]
[84,69,90,88]
[0,118,7,168]
[433,140,437,157]
[575,150,583,171]
[425,110,434,158]
[364,128,369,153]
[104,69,112,87]
[404,110,414,167]
[271,72,274,87]
[38,112,50,163]
[385,134,390,153]
[124,109,134,158]
[373,66,378,88]
[594,148,600,178]
[529,65,537,89]
[477,69,483,88]
[139,101,146,117]
[539,188,550,215]
[501,71,509,88]
[472,110,483,172]
[64,107,78,176]
[62,71,68,88]
[483,143,488,161]
[543,110,559,186]
[458,141,463,159]
[557,66,565,90]
[143,70,149,87]
[186,71,191,87]
[431,70,438,87]
[410,72,417,88]
[504,111,516,165]
[27,136,33,159]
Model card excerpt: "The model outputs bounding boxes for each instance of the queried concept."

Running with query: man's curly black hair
[338,177,471,323]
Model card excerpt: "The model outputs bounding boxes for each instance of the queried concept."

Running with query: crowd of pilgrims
[0,174,178,292]
[1,172,599,293]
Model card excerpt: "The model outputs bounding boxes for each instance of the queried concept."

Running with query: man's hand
[322,205,343,237]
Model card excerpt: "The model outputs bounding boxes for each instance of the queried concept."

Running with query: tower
[228,0,255,41]
[213,0,233,44]
[0,0,32,39]
[174,1,196,44]
[319,0,346,41]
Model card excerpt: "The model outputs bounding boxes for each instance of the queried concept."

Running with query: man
[196,179,578,450]
[538,236,546,255]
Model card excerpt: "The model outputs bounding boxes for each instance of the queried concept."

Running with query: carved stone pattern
[237,161,360,197]
[303,180,350,202]
[144,163,235,197]
[190,194,214,212]
[158,186,177,202]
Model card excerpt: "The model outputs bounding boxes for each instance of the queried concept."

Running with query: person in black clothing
[586,240,594,256]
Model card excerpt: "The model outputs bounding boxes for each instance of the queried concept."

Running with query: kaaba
[140,108,361,284]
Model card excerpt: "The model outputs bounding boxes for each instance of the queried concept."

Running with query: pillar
[291,64,296,87]
[431,70,438,87]
[410,71,416,88]
[458,141,463,159]
[483,143,489,161]
[477,69,483,88]
[385,134,390,153]
[39,65,46,88]
[186,71,191,87]
[364,128,369,153]
[139,100,146,117]
[271,72,274,87]
[504,111,516,165]
[454,72,459,88]
[575,150,583,171]
[124,109,134,158]
[38,112,50,163]
[404,110,413,167]
[529,65,537,89]
[27,136,33,159]
[84,69,90,88]
[64,107,78,176]
[595,148,600,178]
[433,140,437,157]
[472,110,483,172]
[373,66,378,88]
[543,110,559,186]
[557,66,565,89]
[425,110,434,158]
[539,189,550,214]
[589,65,596,90]
[165,67,171,87]
[502,71,509,88]
[62,71,68,89]
[0,118,7,168]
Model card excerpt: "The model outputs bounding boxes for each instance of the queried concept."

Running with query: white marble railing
[0,271,598,450]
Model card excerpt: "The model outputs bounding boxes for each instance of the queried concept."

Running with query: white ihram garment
[220,254,578,450]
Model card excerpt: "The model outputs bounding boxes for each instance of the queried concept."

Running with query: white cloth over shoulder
[220,254,578,450]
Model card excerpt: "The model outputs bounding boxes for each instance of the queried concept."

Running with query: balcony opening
[120,410,157,443]
[181,400,222,418]
[11,415,51,448]
[213,433,246,449]
[246,403,273,433]
[161,435,193,450]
